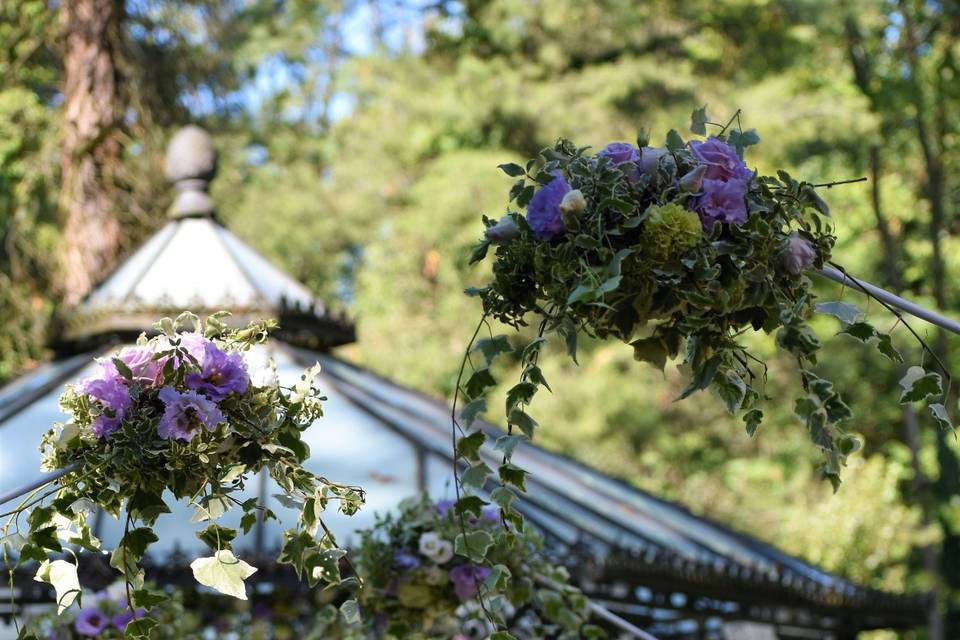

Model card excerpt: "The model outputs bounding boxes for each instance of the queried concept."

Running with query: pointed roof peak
[57,126,354,352]
[165,125,218,219]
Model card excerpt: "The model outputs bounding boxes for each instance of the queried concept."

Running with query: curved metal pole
[0,463,78,508]
[816,266,960,336]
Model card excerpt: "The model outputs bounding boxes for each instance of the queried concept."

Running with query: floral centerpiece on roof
[2,312,364,638]
[349,496,602,639]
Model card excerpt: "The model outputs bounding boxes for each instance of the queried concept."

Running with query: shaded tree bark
[59,0,124,304]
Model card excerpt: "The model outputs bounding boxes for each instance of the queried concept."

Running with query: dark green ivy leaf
[728,128,760,157]
[690,105,709,135]
[631,336,667,371]
[195,525,237,552]
[665,129,685,152]
[455,430,486,461]
[744,409,763,437]
[460,398,486,427]
[497,163,526,177]
[472,335,513,366]
[464,368,497,400]
[899,366,943,404]
[677,355,723,400]
[124,618,157,639]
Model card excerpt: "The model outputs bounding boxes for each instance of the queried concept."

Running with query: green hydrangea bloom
[642,202,703,258]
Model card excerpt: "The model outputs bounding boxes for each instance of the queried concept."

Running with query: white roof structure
[60,126,352,350]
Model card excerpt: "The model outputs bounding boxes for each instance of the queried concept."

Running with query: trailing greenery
[1,313,363,638]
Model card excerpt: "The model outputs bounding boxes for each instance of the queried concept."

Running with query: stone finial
[165,125,217,218]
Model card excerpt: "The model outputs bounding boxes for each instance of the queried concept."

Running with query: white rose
[418,531,453,563]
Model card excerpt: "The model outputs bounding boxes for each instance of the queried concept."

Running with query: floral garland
[1,313,364,639]
[447,111,954,635]
[346,496,601,640]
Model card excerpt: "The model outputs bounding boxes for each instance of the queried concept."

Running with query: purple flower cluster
[77,334,248,442]
[689,137,754,228]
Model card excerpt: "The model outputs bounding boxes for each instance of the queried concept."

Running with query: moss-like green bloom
[643,203,703,258]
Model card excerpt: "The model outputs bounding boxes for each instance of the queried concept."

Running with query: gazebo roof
[58,126,353,352]
[0,127,929,639]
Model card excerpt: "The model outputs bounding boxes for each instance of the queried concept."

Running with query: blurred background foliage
[2,0,960,636]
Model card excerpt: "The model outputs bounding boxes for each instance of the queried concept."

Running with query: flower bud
[782,232,817,275]
[484,215,519,245]
[559,189,587,227]
[679,164,707,193]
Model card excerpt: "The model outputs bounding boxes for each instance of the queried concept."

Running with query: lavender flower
[689,137,754,182]
[435,499,456,517]
[157,387,224,442]
[77,364,133,438]
[75,607,109,636]
[117,346,162,386]
[695,178,749,228]
[598,142,641,181]
[449,564,492,600]
[526,172,571,240]
[394,549,421,570]
[481,505,500,523]
[783,232,817,274]
[185,340,249,400]
[111,607,145,631]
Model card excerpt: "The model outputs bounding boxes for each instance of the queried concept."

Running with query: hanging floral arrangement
[342,496,600,640]
[1,312,364,639]
[456,108,952,499]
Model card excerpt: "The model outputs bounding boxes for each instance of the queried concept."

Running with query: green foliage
[2,313,363,616]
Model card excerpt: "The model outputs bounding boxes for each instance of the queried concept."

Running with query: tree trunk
[59,0,124,304]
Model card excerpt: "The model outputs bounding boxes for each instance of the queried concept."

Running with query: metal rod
[816,266,960,336]
[0,464,77,508]
[536,574,659,639]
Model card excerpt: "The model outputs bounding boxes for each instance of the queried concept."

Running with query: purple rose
[78,364,133,438]
[783,232,817,275]
[449,563,492,600]
[111,607,145,631]
[526,172,570,240]
[157,387,224,442]
[435,499,456,517]
[695,178,749,228]
[689,137,754,182]
[75,607,109,636]
[185,340,249,400]
[597,142,641,180]
[394,550,421,570]
[118,346,161,386]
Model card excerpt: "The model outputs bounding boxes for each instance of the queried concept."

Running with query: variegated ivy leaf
[34,559,80,613]
[190,549,258,600]
[899,366,943,404]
